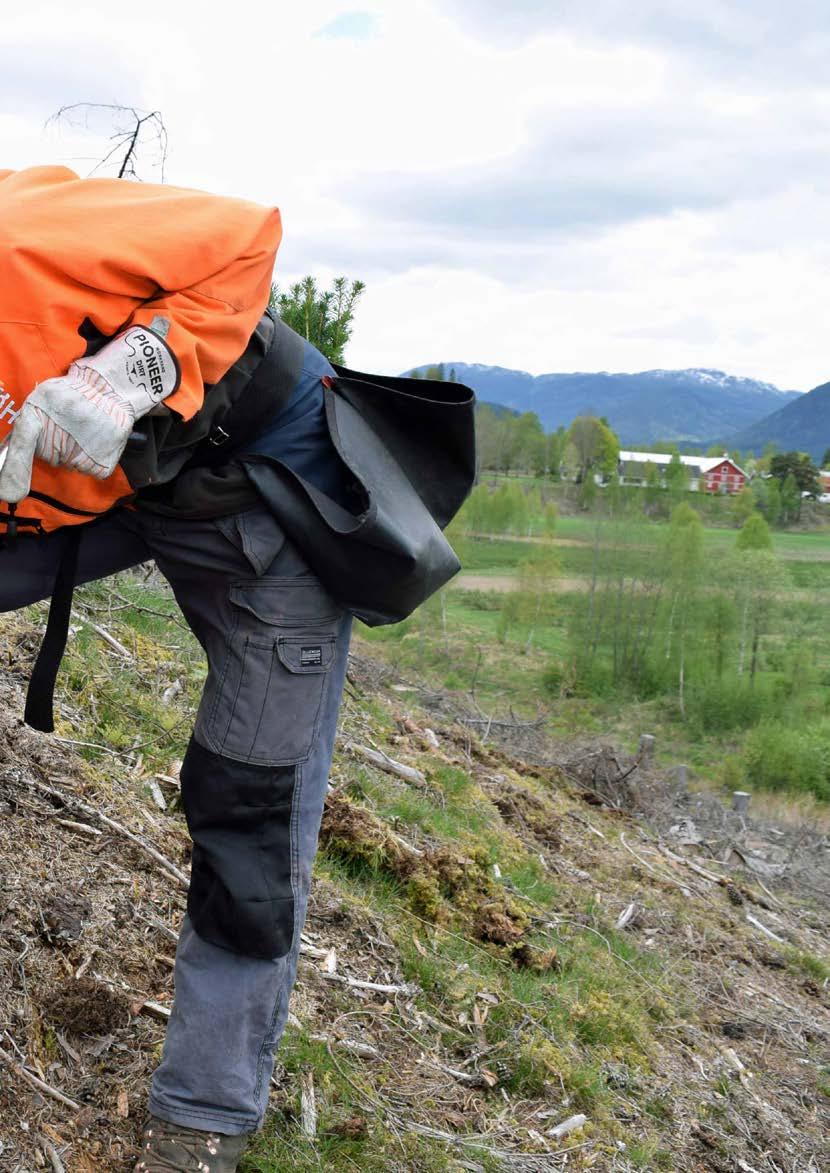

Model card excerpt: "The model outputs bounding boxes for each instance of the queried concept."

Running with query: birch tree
[666,503,704,719]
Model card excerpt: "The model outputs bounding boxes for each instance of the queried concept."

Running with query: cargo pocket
[213,509,288,577]
[196,576,341,766]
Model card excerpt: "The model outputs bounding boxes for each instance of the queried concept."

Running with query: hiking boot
[135,1115,250,1172]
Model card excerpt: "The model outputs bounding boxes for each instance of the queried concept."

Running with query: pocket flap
[277,635,336,673]
[230,579,339,625]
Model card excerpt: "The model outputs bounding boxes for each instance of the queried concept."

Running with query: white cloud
[3,0,830,389]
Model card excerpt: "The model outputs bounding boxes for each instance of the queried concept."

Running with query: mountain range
[726,381,830,461]
[408,363,804,450]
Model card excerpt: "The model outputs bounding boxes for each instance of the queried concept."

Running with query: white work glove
[0,326,179,504]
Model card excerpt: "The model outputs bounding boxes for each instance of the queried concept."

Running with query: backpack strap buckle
[209,425,231,447]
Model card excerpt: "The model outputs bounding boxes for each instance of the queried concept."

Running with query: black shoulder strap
[24,527,82,732]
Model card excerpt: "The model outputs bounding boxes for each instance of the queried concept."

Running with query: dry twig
[41,1138,66,1173]
[71,609,132,659]
[317,971,419,997]
[24,775,188,890]
[0,1043,81,1112]
[300,1071,317,1139]
[346,742,427,787]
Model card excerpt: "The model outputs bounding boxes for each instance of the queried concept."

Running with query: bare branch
[47,103,168,182]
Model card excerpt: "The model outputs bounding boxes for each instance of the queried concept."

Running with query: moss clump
[511,943,560,972]
[320,793,530,948]
[319,793,418,879]
[504,1039,573,1096]
[406,872,443,921]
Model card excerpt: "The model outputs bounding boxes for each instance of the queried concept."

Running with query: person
[0,165,361,1172]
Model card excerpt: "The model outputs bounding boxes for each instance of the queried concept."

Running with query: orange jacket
[0,166,282,531]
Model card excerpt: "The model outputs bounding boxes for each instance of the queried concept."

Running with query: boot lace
[135,1121,222,1172]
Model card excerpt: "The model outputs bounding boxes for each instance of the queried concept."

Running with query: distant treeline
[459,395,826,528]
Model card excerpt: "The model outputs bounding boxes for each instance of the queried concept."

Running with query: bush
[684,678,777,735]
[542,660,568,696]
[455,589,503,612]
[742,721,830,801]
[570,658,616,698]
[719,754,745,792]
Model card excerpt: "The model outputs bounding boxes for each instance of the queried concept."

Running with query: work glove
[0,326,179,504]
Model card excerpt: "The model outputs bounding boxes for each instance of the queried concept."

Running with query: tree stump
[639,734,655,764]
[732,790,751,817]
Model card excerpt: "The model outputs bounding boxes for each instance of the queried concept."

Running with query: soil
[44,979,132,1037]
[0,612,827,1171]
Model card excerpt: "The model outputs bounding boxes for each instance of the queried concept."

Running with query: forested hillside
[727,380,830,460]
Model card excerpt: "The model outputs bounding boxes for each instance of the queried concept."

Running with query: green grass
[370,510,830,802]
[454,538,536,571]
[786,948,830,983]
[458,526,830,588]
[20,575,204,778]
[312,736,681,1143]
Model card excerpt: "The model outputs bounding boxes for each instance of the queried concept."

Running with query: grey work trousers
[0,504,352,1135]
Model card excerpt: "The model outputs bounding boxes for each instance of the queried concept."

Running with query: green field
[461,521,830,588]
[363,503,830,804]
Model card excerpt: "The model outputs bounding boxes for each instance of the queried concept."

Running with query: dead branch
[434,1062,498,1089]
[56,818,102,837]
[147,779,168,811]
[53,736,123,758]
[23,774,188,890]
[317,971,419,996]
[403,1120,590,1168]
[135,1000,172,1022]
[459,715,547,731]
[566,811,606,840]
[300,1071,317,1139]
[547,1113,588,1140]
[0,1043,81,1112]
[345,742,426,787]
[743,982,830,1038]
[615,902,639,930]
[41,1139,66,1173]
[47,103,168,182]
[111,589,189,630]
[619,833,693,895]
[71,609,132,659]
[141,911,179,943]
[308,1034,379,1059]
[659,844,724,884]
[745,912,787,945]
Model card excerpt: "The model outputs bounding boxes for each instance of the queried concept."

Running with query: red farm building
[618,451,747,494]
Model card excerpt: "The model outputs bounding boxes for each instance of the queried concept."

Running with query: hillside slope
[0,588,827,1172]
[727,380,830,459]
[408,365,799,446]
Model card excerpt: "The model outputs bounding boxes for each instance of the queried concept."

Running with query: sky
[3,0,830,389]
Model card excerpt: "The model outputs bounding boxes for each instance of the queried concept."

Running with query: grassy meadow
[361,482,830,806]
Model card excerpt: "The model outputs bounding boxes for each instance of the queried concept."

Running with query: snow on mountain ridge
[405,362,800,446]
[413,363,793,395]
[648,368,789,394]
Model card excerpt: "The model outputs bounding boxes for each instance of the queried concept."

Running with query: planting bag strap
[24,526,82,732]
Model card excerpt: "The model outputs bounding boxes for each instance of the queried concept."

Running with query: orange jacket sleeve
[2,167,282,421]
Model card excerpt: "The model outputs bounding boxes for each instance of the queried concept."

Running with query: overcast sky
[3,1,830,389]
